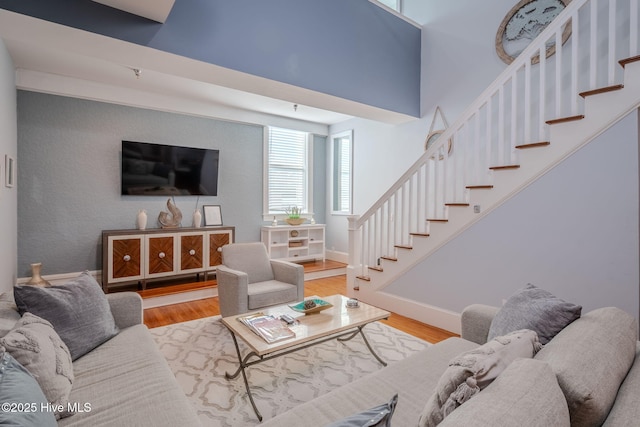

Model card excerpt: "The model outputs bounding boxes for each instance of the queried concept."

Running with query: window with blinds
[265,127,311,215]
[331,130,353,214]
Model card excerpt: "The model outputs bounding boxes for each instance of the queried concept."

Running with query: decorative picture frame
[495,0,572,65]
[5,155,15,188]
[203,205,223,226]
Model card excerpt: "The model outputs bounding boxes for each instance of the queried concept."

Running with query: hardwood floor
[143,273,457,344]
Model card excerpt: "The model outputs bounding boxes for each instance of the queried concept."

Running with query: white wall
[0,39,17,293]
[327,0,640,320]
[387,110,639,319]
[326,0,518,254]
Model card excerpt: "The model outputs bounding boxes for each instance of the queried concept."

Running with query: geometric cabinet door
[180,233,204,272]
[109,236,142,281]
[146,235,176,277]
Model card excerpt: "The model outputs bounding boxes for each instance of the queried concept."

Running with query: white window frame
[330,130,353,215]
[263,126,314,220]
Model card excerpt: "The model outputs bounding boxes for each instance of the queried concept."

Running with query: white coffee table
[221,294,390,421]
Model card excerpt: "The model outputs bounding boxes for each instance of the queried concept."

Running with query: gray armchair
[216,242,305,318]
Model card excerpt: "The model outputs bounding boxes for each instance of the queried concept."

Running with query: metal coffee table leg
[224,330,263,421]
[337,325,388,367]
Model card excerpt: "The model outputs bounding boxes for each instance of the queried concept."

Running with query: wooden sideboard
[102,226,234,292]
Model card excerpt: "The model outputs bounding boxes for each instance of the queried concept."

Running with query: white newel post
[347,215,362,298]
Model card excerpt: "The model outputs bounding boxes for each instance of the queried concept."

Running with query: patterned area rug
[150,315,430,426]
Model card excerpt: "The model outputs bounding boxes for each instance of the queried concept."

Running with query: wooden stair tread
[466,185,494,189]
[579,84,624,98]
[410,232,430,237]
[516,141,550,149]
[546,115,585,125]
[445,202,470,206]
[368,266,383,272]
[427,218,448,222]
[394,245,413,250]
[356,275,371,282]
[380,256,398,261]
[490,164,520,170]
[619,55,640,68]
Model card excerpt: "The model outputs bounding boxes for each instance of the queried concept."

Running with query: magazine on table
[238,312,296,344]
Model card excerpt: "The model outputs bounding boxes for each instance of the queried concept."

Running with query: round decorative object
[425,130,453,154]
[290,230,299,238]
[495,0,571,65]
[286,218,305,226]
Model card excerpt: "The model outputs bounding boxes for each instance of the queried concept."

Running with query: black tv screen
[121,141,219,196]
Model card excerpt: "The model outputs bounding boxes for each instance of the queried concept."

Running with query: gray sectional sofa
[262,304,640,427]
[0,289,201,426]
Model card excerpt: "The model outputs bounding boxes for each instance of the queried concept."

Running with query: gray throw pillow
[439,359,571,426]
[534,307,637,427]
[487,283,581,345]
[418,329,542,427]
[326,393,398,427]
[0,349,57,427]
[0,313,74,420]
[14,271,119,360]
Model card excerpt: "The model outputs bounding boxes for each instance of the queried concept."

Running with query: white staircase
[347,0,640,331]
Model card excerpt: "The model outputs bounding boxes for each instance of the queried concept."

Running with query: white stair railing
[349,0,639,282]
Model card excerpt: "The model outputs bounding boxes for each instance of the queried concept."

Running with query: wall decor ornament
[496,0,572,65]
[424,106,452,157]
[158,198,182,228]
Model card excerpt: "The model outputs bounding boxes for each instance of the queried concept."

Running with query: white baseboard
[355,288,462,335]
[142,287,219,309]
[326,250,348,264]
[17,270,102,286]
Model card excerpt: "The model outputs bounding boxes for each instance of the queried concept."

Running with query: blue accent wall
[16,90,327,276]
[0,0,421,117]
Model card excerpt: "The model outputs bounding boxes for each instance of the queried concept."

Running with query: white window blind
[331,130,352,214]
[337,138,351,211]
[266,127,309,214]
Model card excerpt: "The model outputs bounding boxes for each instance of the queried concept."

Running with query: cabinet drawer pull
[123,255,131,262]
[189,249,196,256]
[158,252,166,259]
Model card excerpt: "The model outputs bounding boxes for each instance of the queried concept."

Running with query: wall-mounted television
[121,140,219,196]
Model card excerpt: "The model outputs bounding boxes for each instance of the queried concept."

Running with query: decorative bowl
[289,298,333,314]
[286,218,305,226]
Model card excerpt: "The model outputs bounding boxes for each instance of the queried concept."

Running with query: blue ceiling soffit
[0,0,421,118]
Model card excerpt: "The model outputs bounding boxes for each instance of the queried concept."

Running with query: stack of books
[238,313,296,343]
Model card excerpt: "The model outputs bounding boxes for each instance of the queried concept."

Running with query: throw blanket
[419,329,542,427]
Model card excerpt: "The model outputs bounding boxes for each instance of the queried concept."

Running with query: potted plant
[285,206,305,226]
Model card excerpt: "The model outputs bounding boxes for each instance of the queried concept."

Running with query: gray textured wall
[17,91,325,277]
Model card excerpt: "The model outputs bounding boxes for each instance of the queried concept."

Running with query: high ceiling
[0,3,416,126]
